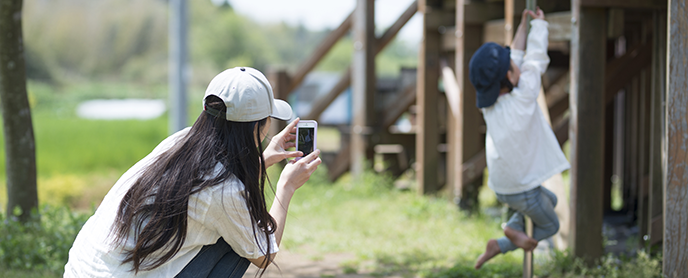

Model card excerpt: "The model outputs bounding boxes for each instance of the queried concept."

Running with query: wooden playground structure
[266,0,687,276]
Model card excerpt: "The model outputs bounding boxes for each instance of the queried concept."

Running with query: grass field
[0,81,662,277]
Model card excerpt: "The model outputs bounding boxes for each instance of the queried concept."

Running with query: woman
[64,67,321,277]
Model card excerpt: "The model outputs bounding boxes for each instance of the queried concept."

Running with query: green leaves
[0,205,90,274]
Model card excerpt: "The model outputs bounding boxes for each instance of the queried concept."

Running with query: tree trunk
[0,0,38,222]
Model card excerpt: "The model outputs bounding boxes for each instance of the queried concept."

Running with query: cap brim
[270,99,294,121]
[476,82,501,108]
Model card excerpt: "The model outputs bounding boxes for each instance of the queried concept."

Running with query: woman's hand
[278,149,322,193]
[263,118,303,168]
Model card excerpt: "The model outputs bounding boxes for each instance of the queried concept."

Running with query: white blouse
[64,127,278,277]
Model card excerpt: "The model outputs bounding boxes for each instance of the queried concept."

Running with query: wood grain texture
[664,1,688,276]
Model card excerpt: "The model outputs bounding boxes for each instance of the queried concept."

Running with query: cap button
[240,67,246,71]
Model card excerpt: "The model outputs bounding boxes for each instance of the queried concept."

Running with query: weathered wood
[504,0,515,46]
[350,0,376,176]
[481,12,573,45]
[305,69,351,120]
[568,2,605,263]
[664,0,688,275]
[305,0,418,121]
[580,0,665,9]
[287,13,353,96]
[605,42,652,104]
[607,9,624,39]
[268,69,290,136]
[647,10,665,248]
[637,18,652,243]
[382,84,417,129]
[416,0,442,194]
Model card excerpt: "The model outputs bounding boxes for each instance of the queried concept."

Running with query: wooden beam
[305,0,418,121]
[605,42,652,104]
[481,11,573,45]
[305,69,351,120]
[465,2,506,24]
[377,1,418,54]
[446,0,466,203]
[382,84,416,129]
[268,69,290,136]
[287,13,353,95]
[647,10,666,249]
[416,0,442,194]
[350,0,376,176]
[569,2,605,263]
[664,0,688,275]
[580,0,666,9]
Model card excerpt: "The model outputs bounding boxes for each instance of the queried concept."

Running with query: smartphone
[295,120,317,160]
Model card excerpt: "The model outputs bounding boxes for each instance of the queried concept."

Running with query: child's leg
[527,186,560,241]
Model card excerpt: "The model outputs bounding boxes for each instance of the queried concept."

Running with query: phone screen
[297,127,315,156]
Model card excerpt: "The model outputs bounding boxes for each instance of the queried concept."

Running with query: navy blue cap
[469,42,511,108]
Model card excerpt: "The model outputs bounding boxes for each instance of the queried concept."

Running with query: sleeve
[514,19,550,102]
[511,49,525,69]
[204,180,279,259]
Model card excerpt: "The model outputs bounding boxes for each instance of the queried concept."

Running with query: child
[468,8,570,269]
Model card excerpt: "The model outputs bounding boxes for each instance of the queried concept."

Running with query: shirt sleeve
[204,179,278,259]
[514,19,550,102]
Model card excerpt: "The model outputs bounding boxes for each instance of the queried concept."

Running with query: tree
[0,0,38,222]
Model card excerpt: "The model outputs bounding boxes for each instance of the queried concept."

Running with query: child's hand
[528,7,545,21]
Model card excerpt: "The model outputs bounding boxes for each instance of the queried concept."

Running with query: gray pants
[496,186,560,253]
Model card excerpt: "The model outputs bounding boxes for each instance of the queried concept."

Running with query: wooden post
[351,0,375,176]
[663,0,688,276]
[569,0,605,263]
[459,24,485,209]
[416,0,442,194]
[647,10,665,248]
[505,0,515,46]
[449,0,465,205]
[268,69,290,136]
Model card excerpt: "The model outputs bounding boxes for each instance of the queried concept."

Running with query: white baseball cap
[203,67,293,122]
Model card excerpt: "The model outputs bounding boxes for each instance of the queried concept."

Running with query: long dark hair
[111,95,275,273]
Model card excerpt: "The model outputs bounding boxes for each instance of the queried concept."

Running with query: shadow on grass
[358,250,521,278]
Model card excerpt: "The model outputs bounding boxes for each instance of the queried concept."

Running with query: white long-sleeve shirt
[481,19,570,195]
[64,128,278,277]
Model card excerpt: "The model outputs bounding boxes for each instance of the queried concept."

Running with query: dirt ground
[242,248,399,278]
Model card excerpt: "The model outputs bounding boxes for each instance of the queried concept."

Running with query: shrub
[0,205,90,273]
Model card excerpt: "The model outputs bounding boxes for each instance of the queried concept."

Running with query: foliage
[0,205,90,274]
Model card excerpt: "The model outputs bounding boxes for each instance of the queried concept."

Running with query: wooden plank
[287,13,353,96]
[458,24,486,210]
[505,0,515,46]
[376,1,418,54]
[464,2,505,24]
[306,0,418,121]
[580,0,665,9]
[382,84,416,128]
[568,1,605,263]
[605,42,652,104]
[664,0,688,275]
[647,10,666,248]
[416,0,442,194]
[305,69,351,120]
[268,69,290,136]
[350,0,376,176]
[481,12,573,45]
[448,0,465,203]
[637,18,652,243]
